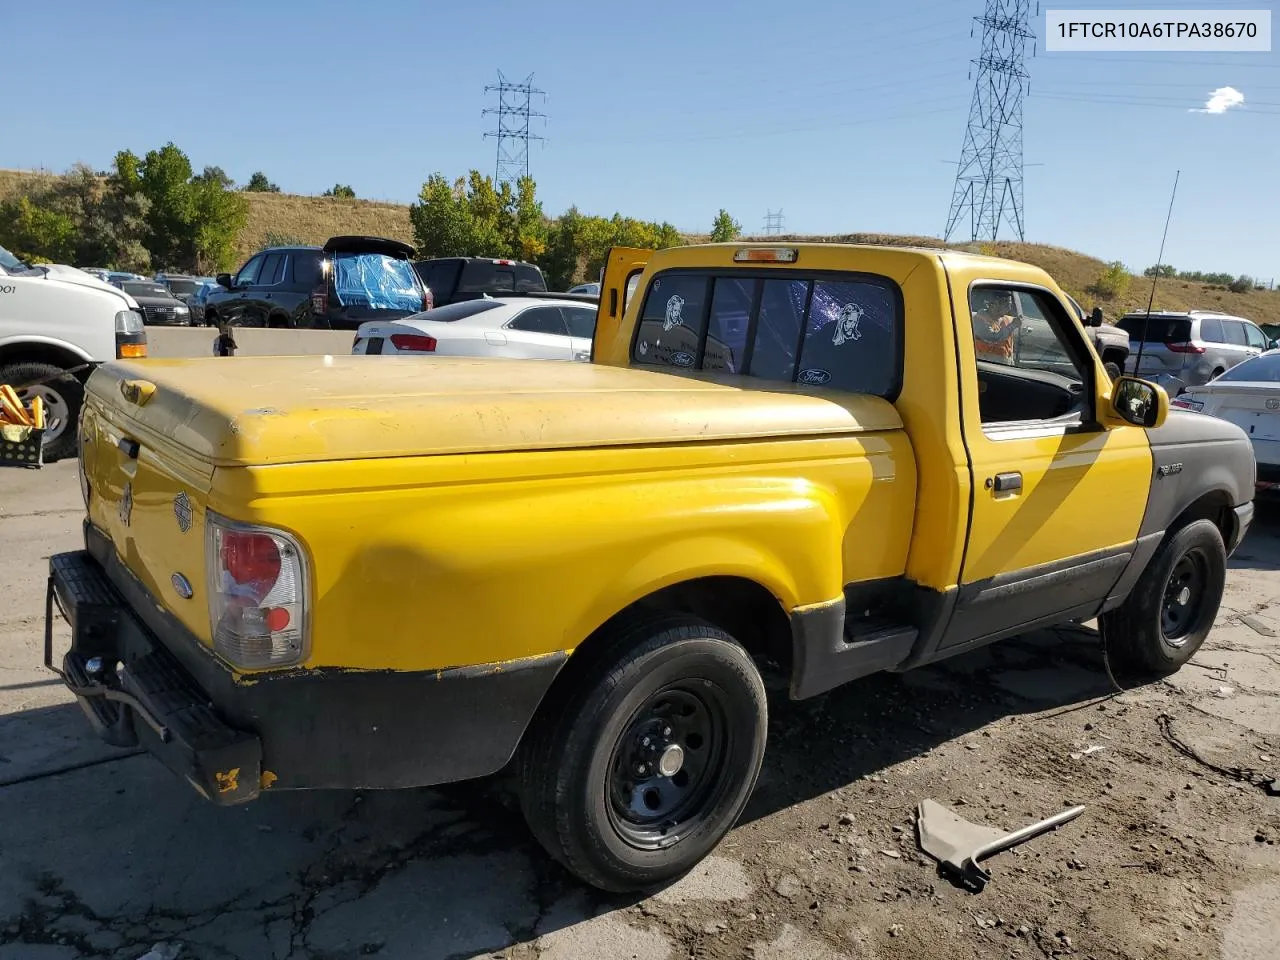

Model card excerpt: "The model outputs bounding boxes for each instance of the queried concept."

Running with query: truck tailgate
[80,392,216,647]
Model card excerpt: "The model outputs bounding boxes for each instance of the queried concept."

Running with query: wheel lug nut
[636,763,647,774]
[640,736,651,747]
[662,727,672,737]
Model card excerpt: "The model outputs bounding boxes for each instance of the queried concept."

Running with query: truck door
[592,247,651,364]
[946,277,1152,648]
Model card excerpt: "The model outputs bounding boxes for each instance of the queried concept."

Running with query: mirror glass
[1112,377,1160,427]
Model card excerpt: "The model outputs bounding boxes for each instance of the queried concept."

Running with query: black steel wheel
[518,613,767,892]
[1100,518,1226,679]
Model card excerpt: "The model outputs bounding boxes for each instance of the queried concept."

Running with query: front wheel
[0,361,84,462]
[518,614,767,892]
[1100,519,1226,679]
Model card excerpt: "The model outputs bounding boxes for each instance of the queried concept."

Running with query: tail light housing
[1166,341,1206,354]
[206,513,308,669]
[390,333,437,352]
[310,286,328,315]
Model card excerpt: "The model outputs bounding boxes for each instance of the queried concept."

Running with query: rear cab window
[631,269,902,397]
[458,261,546,295]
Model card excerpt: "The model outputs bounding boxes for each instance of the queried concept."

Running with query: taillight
[311,286,328,315]
[1166,341,1206,354]
[422,287,433,311]
[207,513,307,669]
[390,333,437,352]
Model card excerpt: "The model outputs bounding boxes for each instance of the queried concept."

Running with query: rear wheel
[0,362,83,462]
[518,614,767,892]
[1100,519,1226,679]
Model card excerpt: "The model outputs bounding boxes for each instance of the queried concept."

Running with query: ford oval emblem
[671,351,695,368]
[171,573,193,600]
[798,368,831,385]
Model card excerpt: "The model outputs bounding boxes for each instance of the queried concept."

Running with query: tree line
[1143,264,1270,293]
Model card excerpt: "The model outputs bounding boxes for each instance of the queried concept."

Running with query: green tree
[195,166,235,190]
[323,184,356,199]
[510,177,546,262]
[244,171,279,193]
[1228,274,1255,294]
[709,209,741,243]
[1143,264,1176,278]
[0,195,78,263]
[190,174,249,272]
[409,173,472,258]
[137,143,195,268]
[1091,261,1131,299]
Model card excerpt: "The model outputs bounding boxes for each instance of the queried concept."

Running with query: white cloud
[1192,86,1245,114]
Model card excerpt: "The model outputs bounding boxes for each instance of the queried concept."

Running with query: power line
[764,210,785,236]
[944,0,1035,243]
[482,72,546,187]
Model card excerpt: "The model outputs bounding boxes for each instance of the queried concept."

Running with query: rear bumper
[45,525,567,800]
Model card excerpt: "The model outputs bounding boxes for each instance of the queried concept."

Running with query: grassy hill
[3,169,1275,327]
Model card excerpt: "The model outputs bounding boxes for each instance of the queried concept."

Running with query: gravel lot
[2,461,1278,960]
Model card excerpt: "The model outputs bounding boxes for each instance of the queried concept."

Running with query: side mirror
[1089,307,1104,327]
[216,273,233,289]
[1105,376,1168,429]
[1268,339,1278,351]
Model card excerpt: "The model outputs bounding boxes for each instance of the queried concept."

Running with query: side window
[634,275,709,368]
[968,286,1088,427]
[796,279,898,394]
[1222,320,1249,346]
[291,252,322,288]
[703,278,756,374]
[509,306,569,336]
[1244,322,1268,350]
[234,255,264,288]
[564,307,596,339]
[257,253,282,286]
[1199,316,1224,342]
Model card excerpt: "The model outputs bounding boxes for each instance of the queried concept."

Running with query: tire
[0,362,84,462]
[1100,519,1226,679]
[1211,368,1225,381]
[267,314,294,329]
[517,614,767,892]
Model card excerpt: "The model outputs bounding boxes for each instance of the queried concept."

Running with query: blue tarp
[332,253,422,311]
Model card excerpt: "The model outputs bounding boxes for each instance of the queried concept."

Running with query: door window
[1222,320,1249,346]
[508,306,569,336]
[564,306,597,339]
[258,254,283,286]
[968,286,1090,429]
[290,252,322,288]
[234,255,264,288]
[1243,322,1268,350]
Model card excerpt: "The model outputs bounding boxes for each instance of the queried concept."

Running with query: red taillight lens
[311,286,328,315]
[221,531,281,602]
[390,333,437,352]
[1166,341,1206,354]
[422,288,433,311]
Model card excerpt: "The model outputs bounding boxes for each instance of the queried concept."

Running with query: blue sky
[4,0,1277,278]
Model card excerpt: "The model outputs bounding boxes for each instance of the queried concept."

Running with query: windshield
[416,300,506,322]
[164,278,199,295]
[1117,315,1192,343]
[1217,353,1280,383]
[0,244,26,270]
[123,281,171,298]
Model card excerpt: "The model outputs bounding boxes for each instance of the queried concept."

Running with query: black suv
[413,257,547,307]
[206,237,429,330]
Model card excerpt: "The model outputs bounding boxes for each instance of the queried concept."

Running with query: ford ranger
[46,243,1256,892]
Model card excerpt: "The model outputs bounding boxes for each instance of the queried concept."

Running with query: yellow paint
[260,770,278,789]
[215,768,240,793]
[77,242,1158,681]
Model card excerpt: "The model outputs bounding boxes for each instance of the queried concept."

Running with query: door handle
[988,472,1023,494]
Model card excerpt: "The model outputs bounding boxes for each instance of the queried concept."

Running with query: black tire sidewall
[0,362,83,462]
[553,631,766,890]
[1134,519,1226,672]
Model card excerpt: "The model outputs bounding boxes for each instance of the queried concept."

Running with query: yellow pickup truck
[47,243,1256,892]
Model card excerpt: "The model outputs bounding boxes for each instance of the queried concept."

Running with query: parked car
[0,243,146,459]
[118,280,191,326]
[79,267,111,283]
[1173,349,1280,494]
[50,242,1254,893]
[154,273,208,304]
[413,257,547,306]
[205,237,429,331]
[187,280,219,326]
[1118,310,1275,393]
[568,282,601,297]
[1064,294,1129,376]
[107,271,145,287]
[353,296,597,361]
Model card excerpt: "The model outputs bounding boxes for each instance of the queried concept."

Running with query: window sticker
[831,302,864,346]
[663,294,686,332]
[638,340,649,356]
[798,368,831,385]
[671,351,695,367]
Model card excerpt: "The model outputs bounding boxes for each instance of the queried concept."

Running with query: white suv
[0,245,147,459]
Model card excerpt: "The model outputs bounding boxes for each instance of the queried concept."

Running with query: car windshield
[123,281,170,298]
[1117,315,1192,342]
[164,278,199,295]
[1216,353,1280,383]
[416,300,506,322]
[0,244,27,270]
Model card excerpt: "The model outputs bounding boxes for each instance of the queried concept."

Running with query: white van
[0,244,147,459]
